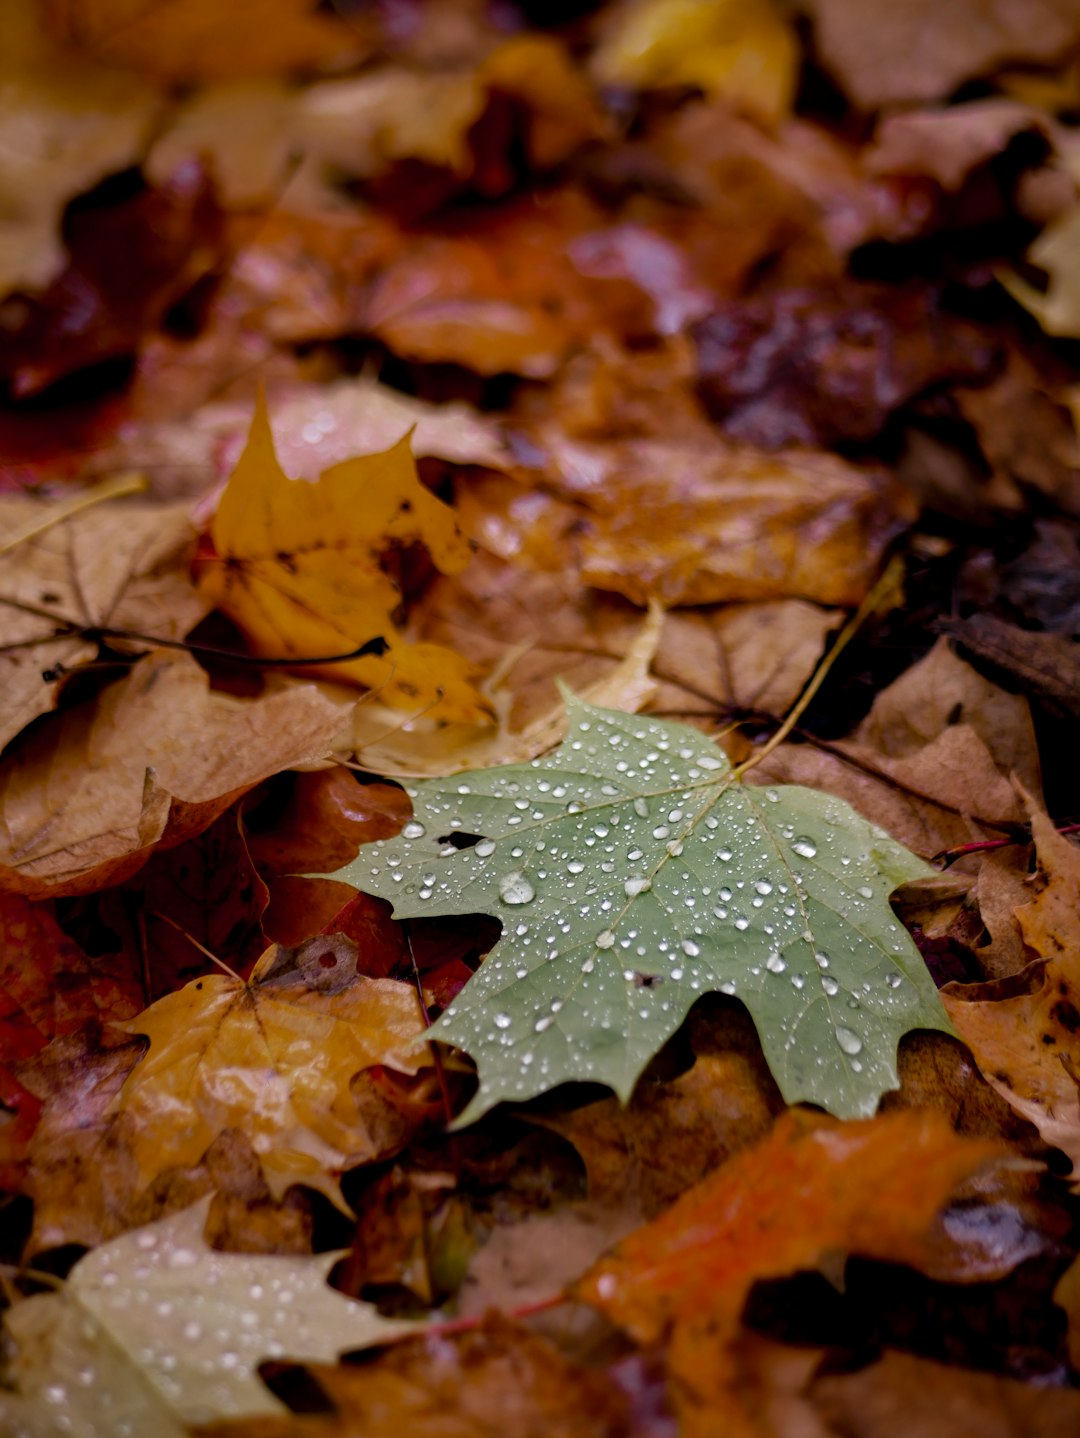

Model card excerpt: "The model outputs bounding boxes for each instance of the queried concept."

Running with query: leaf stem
[0,472,146,558]
[733,555,904,781]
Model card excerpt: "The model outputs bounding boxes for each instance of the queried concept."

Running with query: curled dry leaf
[113,947,428,1210]
[943,806,1080,1181]
[196,393,487,722]
[0,492,206,752]
[575,1108,1011,1438]
[803,0,1080,107]
[0,649,354,897]
[757,639,1042,857]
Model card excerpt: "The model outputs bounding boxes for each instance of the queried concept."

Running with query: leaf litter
[1,0,1080,1433]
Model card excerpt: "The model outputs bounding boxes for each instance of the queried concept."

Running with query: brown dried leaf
[0,495,206,751]
[944,808,1080,1180]
[804,0,1080,107]
[757,639,1041,857]
[0,650,353,897]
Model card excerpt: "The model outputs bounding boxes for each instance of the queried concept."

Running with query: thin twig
[0,472,146,559]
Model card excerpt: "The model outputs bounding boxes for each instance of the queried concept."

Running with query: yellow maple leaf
[592,0,797,127]
[113,956,428,1210]
[197,394,490,723]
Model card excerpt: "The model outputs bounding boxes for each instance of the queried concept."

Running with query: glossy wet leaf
[573,1109,1008,1438]
[327,696,952,1123]
[0,1197,412,1433]
[113,954,427,1209]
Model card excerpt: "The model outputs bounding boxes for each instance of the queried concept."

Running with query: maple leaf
[0,649,353,897]
[943,805,1080,1180]
[574,1107,1009,1438]
[326,696,952,1123]
[196,394,489,723]
[112,946,428,1208]
[0,1197,413,1432]
[0,490,207,751]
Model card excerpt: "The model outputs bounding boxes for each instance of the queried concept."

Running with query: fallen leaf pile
[3,0,1080,1434]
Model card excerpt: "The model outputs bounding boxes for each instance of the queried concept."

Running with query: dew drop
[595,930,616,949]
[885,971,903,989]
[633,797,650,817]
[754,879,773,896]
[766,952,786,973]
[734,916,749,931]
[791,836,817,859]
[624,877,652,897]
[835,1026,863,1056]
[717,847,733,862]
[493,1012,512,1029]
[681,938,701,957]
[857,885,874,899]
[814,951,830,969]
[821,976,839,996]
[402,821,426,840]
[475,839,496,858]
[499,871,535,905]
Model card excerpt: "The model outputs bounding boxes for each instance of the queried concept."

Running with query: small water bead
[857,885,874,899]
[791,837,817,859]
[885,972,903,989]
[754,879,774,896]
[814,951,830,969]
[667,839,684,857]
[499,872,536,905]
[652,825,670,840]
[681,938,701,957]
[791,974,804,989]
[494,1013,512,1029]
[402,820,426,840]
[835,1026,864,1056]
[733,916,750,931]
[765,952,787,973]
[717,847,733,862]
[595,930,616,949]
[821,976,839,996]
[567,860,585,874]
[624,877,652,897]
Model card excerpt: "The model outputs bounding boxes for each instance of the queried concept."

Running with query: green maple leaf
[0,1198,414,1434]
[329,697,952,1123]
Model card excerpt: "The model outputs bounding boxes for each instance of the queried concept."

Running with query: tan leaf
[944,807,1080,1179]
[0,492,207,752]
[804,0,1080,107]
[0,650,353,897]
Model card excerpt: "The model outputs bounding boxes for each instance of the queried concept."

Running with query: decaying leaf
[943,806,1080,1180]
[0,493,206,751]
[328,696,951,1123]
[196,394,487,722]
[0,650,353,897]
[0,1197,412,1433]
[575,1107,1011,1438]
[113,947,428,1208]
